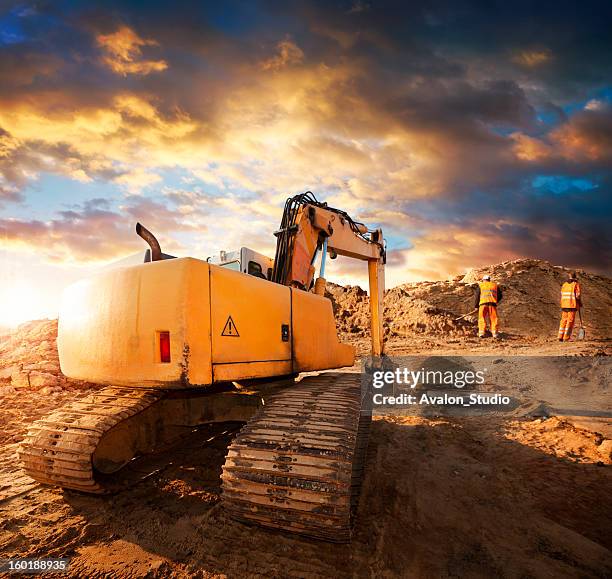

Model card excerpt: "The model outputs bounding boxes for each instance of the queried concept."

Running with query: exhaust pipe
[136,222,162,262]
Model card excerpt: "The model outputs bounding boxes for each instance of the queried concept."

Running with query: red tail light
[159,331,171,363]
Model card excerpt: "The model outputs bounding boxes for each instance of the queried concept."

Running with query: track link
[18,387,163,493]
[221,373,371,542]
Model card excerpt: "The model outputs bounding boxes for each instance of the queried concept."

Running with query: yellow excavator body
[21,192,385,541]
[58,257,354,387]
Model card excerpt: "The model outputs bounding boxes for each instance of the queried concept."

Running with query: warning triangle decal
[221,315,240,337]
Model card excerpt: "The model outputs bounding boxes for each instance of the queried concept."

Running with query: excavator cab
[207,247,273,280]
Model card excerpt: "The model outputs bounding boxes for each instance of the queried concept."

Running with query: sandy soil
[0,336,610,578]
[328,258,612,343]
[0,258,610,578]
[351,334,611,359]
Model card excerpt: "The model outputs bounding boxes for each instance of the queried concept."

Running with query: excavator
[19,192,386,542]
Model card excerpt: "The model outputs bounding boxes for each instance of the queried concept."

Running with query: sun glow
[0,282,51,328]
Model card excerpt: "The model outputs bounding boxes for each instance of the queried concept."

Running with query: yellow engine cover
[58,258,354,387]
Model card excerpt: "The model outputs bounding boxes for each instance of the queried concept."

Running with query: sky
[1,0,611,325]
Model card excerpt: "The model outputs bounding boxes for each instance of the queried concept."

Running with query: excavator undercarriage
[19,192,384,542]
[20,386,261,493]
[20,373,370,541]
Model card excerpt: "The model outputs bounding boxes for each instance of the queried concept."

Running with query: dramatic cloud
[0,195,209,261]
[0,0,610,296]
[261,39,304,71]
[512,101,612,170]
[97,25,168,76]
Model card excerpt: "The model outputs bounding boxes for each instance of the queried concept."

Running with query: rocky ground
[0,259,610,578]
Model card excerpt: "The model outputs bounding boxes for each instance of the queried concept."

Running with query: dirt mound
[0,320,63,393]
[326,281,473,339]
[0,319,94,394]
[327,258,612,341]
[0,320,96,448]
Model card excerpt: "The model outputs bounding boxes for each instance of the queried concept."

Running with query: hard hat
[483,275,491,281]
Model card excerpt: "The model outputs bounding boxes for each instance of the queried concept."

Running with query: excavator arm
[272,192,386,357]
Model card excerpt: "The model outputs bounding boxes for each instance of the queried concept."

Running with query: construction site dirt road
[0,259,610,578]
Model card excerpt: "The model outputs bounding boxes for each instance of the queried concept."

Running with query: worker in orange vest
[558,271,581,341]
[474,275,502,338]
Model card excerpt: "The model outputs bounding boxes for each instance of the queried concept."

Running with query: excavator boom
[272,192,386,357]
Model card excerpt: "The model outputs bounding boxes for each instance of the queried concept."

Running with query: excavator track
[221,373,371,542]
[18,387,164,493]
[19,374,371,542]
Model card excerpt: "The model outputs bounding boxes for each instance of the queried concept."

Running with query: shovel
[455,308,478,321]
[577,309,586,340]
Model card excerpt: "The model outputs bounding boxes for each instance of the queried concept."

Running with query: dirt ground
[327,258,612,343]
[0,258,610,578]
[0,336,610,578]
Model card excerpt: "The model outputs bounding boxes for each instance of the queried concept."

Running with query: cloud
[512,101,612,164]
[0,0,609,281]
[0,126,125,202]
[114,169,162,192]
[97,25,168,76]
[401,215,611,282]
[551,102,612,162]
[0,93,199,193]
[0,47,62,89]
[511,49,552,68]
[0,195,207,262]
[261,39,304,71]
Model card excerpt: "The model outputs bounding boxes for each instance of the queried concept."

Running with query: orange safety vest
[479,281,498,306]
[560,281,580,309]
